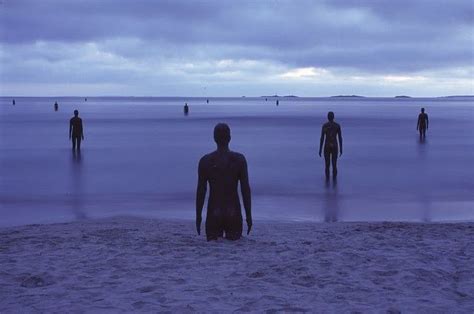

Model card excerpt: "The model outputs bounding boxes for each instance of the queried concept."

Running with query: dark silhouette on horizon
[12,99,15,105]
[319,111,343,180]
[196,123,252,241]
[276,99,279,106]
[206,99,209,104]
[54,101,59,111]
[69,110,84,151]
[184,103,189,116]
[417,107,429,140]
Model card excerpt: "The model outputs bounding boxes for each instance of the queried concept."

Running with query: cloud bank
[1,0,473,96]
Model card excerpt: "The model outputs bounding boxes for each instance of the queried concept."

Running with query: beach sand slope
[0,217,473,312]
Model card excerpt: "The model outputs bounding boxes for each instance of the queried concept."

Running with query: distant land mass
[395,95,411,98]
[330,95,365,98]
[283,95,298,98]
[260,95,280,98]
[438,95,474,99]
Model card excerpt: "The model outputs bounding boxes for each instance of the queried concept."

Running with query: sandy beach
[0,217,473,312]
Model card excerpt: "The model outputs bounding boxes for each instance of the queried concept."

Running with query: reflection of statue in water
[417,107,429,140]
[196,123,252,241]
[69,110,84,151]
[184,103,189,116]
[71,150,87,220]
[324,178,339,222]
[319,111,343,180]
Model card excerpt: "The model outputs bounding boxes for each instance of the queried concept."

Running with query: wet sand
[0,217,473,312]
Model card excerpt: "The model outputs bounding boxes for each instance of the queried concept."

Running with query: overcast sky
[0,0,473,96]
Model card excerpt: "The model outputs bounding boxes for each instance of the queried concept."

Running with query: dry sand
[1,217,473,312]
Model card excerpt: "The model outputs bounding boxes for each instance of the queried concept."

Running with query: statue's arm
[338,125,343,155]
[195,158,207,235]
[240,156,252,233]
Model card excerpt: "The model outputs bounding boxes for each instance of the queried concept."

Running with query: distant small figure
[69,110,84,151]
[12,99,15,105]
[54,102,59,111]
[265,98,268,101]
[276,99,279,106]
[319,111,343,180]
[196,123,252,241]
[417,107,429,140]
[184,103,189,116]
[206,99,209,104]
[85,98,87,102]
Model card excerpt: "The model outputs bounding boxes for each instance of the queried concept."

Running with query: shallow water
[1,96,473,226]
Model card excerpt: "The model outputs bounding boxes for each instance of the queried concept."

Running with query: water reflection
[70,150,87,220]
[323,178,339,222]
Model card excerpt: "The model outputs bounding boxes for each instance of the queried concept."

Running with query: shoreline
[1,217,473,312]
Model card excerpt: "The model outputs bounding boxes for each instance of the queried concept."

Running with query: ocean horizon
[1,96,473,227]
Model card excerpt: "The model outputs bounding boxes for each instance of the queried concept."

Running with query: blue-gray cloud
[0,0,473,96]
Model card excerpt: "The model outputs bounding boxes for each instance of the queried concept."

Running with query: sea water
[1,96,473,226]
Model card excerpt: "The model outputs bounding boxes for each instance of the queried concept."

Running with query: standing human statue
[69,110,84,151]
[417,107,429,140]
[196,123,252,241]
[184,103,189,116]
[319,111,343,180]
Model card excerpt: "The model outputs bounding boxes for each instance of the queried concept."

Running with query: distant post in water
[206,99,209,104]
[54,101,59,111]
[184,102,189,116]
[319,111,343,181]
[417,107,429,140]
[12,99,15,105]
[196,123,252,241]
[276,99,279,106]
[69,110,84,152]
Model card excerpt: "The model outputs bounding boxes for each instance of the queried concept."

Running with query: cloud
[0,0,472,96]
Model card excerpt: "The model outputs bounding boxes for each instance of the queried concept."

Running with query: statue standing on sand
[319,111,343,180]
[69,110,84,151]
[417,107,429,140]
[196,123,252,241]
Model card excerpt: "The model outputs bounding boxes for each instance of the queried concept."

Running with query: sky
[0,0,473,97]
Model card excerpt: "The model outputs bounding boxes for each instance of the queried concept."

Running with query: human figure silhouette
[184,103,189,116]
[276,99,279,106]
[206,99,209,104]
[12,99,15,105]
[54,102,59,111]
[69,110,84,151]
[319,111,343,180]
[196,123,252,241]
[417,107,429,140]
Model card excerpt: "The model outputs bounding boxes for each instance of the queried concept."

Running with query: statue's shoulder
[229,151,246,163]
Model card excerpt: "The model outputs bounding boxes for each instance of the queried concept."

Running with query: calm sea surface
[1,96,473,226]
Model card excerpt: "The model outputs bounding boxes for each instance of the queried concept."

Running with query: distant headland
[330,95,366,98]
[260,95,299,98]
